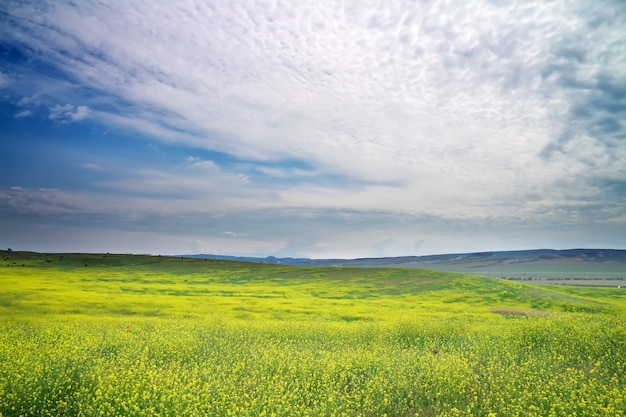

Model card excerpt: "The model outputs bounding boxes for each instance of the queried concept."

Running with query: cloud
[14,109,32,118]
[0,71,8,88]
[49,104,73,120]
[223,231,246,238]
[49,104,90,122]
[5,1,621,173]
[71,105,90,121]
[1,180,624,257]
[1,0,625,256]
[81,163,104,171]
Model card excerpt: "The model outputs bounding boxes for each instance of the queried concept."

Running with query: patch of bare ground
[491,306,553,317]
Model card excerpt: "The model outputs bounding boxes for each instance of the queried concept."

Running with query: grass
[1,251,626,416]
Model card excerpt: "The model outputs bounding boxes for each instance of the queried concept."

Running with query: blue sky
[1,0,625,258]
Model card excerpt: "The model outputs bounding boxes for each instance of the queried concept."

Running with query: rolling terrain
[186,249,626,286]
[3,250,626,318]
[2,250,625,416]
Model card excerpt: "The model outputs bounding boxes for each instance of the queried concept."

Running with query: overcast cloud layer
[1,0,625,257]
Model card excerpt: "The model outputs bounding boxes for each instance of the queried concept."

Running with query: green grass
[1,251,626,416]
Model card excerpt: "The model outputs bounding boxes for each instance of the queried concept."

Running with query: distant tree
[6,248,12,252]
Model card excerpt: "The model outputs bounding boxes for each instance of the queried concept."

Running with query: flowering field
[1,252,625,416]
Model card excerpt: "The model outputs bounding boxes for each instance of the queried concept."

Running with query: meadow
[1,251,625,416]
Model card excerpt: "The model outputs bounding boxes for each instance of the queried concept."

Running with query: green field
[1,251,625,416]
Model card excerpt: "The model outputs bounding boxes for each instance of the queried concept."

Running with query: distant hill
[184,249,626,284]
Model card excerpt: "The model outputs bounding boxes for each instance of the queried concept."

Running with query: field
[1,251,626,416]
[259,249,626,285]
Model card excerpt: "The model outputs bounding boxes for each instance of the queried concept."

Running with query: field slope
[1,251,625,416]
[188,248,626,285]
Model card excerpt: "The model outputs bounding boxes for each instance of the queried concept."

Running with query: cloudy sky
[1,0,625,258]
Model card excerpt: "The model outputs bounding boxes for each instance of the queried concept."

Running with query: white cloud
[49,104,73,120]
[71,105,90,121]
[1,0,625,255]
[81,163,104,171]
[223,231,240,237]
[0,71,8,88]
[48,103,90,122]
[14,109,32,118]
[7,1,620,170]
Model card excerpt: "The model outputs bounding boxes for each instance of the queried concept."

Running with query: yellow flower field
[1,252,625,416]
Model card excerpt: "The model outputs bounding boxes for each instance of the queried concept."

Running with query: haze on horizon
[1,0,625,258]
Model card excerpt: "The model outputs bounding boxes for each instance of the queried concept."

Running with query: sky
[1,0,625,258]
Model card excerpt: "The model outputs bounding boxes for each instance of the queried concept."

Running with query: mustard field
[1,251,625,416]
